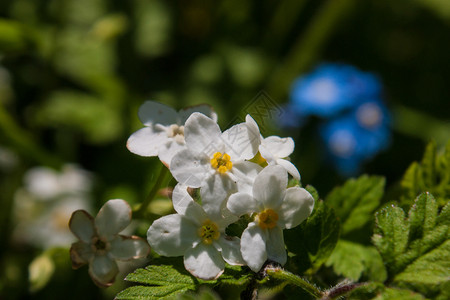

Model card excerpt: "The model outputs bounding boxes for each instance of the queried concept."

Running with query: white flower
[24,164,93,201]
[246,115,300,180]
[69,199,150,287]
[127,101,218,166]
[227,165,314,272]
[147,184,244,280]
[12,164,93,249]
[170,112,260,211]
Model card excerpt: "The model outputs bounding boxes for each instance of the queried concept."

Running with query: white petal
[259,144,276,164]
[138,101,178,126]
[69,210,95,243]
[200,173,236,215]
[218,236,245,265]
[70,241,94,268]
[232,161,263,195]
[227,192,261,216]
[127,126,168,157]
[184,243,225,280]
[252,165,287,209]
[266,226,287,265]
[241,223,267,272]
[88,255,119,287]
[262,136,294,158]
[179,104,218,123]
[95,199,131,237]
[214,206,239,229]
[147,214,199,257]
[24,167,62,199]
[184,113,222,155]
[222,123,259,161]
[245,115,262,144]
[158,139,186,166]
[276,158,301,181]
[109,235,150,260]
[170,150,210,187]
[279,187,314,229]
[172,184,207,224]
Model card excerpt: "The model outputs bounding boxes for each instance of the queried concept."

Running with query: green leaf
[400,141,450,208]
[285,200,340,272]
[348,283,425,300]
[116,260,252,300]
[372,193,449,296]
[116,265,199,300]
[372,206,409,273]
[325,175,385,237]
[325,240,386,281]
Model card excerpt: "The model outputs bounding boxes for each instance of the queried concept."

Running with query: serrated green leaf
[400,141,450,208]
[348,283,425,300]
[394,240,450,295]
[372,206,409,270]
[117,264,199,300]
[285,200,340,272]
[436,200,450,226]
[325,240,386,281]
[125,265,196,286]
[408,192,438,241]
[326,175,385,236]
[116,285,194,300]
[372,193,449,296]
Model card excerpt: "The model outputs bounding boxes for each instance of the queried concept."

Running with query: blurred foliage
[0,0,449,299]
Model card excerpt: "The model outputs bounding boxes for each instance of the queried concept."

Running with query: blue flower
[289,63,382,118]
[319,99,391,176]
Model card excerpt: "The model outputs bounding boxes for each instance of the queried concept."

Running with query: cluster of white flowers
[129,101,315,280]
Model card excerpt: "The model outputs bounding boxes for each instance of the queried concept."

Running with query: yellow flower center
[198,219,220,245]
[210,152,233,174]
[257,209,279,229]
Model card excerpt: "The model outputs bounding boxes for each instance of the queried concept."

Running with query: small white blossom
[170,112,261,211]
[147,184,244,280]
[12,164,93,249]
[227,165,314,272]
[246,115,300,180]
[127,101,218,166]
[69,199,150,287]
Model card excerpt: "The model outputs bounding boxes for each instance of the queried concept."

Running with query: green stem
[0,104,61,168]
[265,267,323,299]
[266,0,356,101]
[135,166,169,218]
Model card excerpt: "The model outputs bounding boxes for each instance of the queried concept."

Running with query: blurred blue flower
[319,99,391,176]
[289,63,382,118]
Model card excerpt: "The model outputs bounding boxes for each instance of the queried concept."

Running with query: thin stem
[135,165,169,218]
[265,267,323,299]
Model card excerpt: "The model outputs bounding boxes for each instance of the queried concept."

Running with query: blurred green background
[0,0,449,298]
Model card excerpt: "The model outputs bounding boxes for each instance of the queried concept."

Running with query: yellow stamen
[210,152,233,174]
[257,209,279,229]
[198,220,220,245]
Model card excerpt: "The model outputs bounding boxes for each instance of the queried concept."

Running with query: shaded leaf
[325,240,386,281]
[285,200,340,272]
[326,175,385,237]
